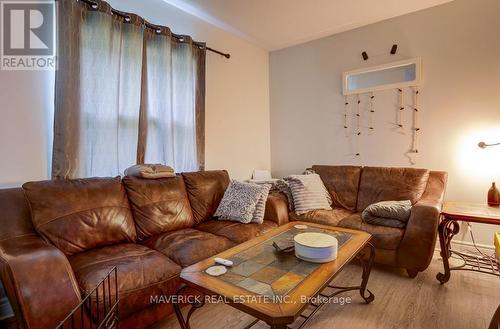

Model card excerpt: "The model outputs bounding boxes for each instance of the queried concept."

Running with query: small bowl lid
[205,265,227,276]
[294,232,338,248]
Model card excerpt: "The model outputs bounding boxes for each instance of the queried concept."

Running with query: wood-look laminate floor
[153,252,500,329]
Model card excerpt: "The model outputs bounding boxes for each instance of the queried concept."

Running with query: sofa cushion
[264,193,290,226]
[356,167,430,212]
[142,228,235,267]
[23,177,137,256]
[195,220,277,244]
[290,208,353,226]
[338,214,404,250]
[122,175,194,240]
[312,165,362,211]
[284,174,332,215]
[69,243,180,317]
[251,184,272,224]
[214,181,264,223]
[182,170,230,224]
[0,188,35,241]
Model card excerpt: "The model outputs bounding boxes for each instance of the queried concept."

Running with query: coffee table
[173,221,374,329]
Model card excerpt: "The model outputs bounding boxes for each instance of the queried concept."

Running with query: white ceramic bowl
[294,232,338,263]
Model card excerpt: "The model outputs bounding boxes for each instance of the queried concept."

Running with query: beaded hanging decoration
[343,96,349,130]
[397,88,404,128]
[342,88,421,164]
[355,94,361,156]
[403,86,420,165]
[412,87,420,154]
[369,93,375,134]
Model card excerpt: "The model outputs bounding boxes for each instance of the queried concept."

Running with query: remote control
[214,257,233,267]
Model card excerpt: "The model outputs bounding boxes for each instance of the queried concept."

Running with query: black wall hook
[390,44,398,55]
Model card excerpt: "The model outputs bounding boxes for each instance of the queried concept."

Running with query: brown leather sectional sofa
[288,165,447,278]
[0,166,446,329]
[0,170,288,329]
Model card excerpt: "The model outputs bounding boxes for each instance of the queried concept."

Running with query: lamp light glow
[457,129,500,180]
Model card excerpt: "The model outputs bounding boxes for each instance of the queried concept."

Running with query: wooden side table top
[442,201,500,225]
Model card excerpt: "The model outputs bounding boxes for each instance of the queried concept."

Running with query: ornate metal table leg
[436,217,460,284]
[358,242,375,303]
[328,242,375,304]
[173,284,205,329]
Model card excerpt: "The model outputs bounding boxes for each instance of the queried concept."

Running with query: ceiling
[162,0,454,50]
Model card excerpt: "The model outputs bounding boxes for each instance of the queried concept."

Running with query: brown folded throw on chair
[124,164,176,179]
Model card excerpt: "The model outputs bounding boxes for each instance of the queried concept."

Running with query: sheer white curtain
[142,30,198,172]
[53,1,205,179]
[78,10,143,177]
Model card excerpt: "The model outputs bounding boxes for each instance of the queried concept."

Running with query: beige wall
[0,70,54,188]
[270,0,500,245]
[0,0,270,187]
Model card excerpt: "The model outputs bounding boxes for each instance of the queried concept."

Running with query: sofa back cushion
[0,188,36,241]
[182,170,230,224]
[356,167,430,212]
[312,165,362,211]
[420,171,448,204]
[23,177,137,255]
[122,175,194,240]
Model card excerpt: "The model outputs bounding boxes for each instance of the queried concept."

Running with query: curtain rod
[77,0,231,59]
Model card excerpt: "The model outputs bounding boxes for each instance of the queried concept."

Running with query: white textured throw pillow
[275,179,295,211]
[214,181,264,223]
[285,174,332,215]
[251,184,272,224]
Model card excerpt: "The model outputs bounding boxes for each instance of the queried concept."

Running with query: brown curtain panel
[53,0,206,179]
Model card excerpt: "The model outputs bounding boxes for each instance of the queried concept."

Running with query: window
[52,2,205,179]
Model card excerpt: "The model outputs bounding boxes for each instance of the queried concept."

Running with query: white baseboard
[435,239,495,253]
[451,239,495,251]
[0,297,13,320]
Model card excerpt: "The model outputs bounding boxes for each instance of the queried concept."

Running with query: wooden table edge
[442,201,500,225]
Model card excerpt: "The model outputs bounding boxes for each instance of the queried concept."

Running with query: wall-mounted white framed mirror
[342,57,422,95]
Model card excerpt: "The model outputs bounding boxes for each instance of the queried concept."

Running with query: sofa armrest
[397,171,447,271]
[398,201,441,271]
[264,193,289,226]
[0,234,81,329]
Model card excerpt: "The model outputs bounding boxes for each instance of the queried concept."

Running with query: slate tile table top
[218,226,352,298]
[176,221,373,329]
